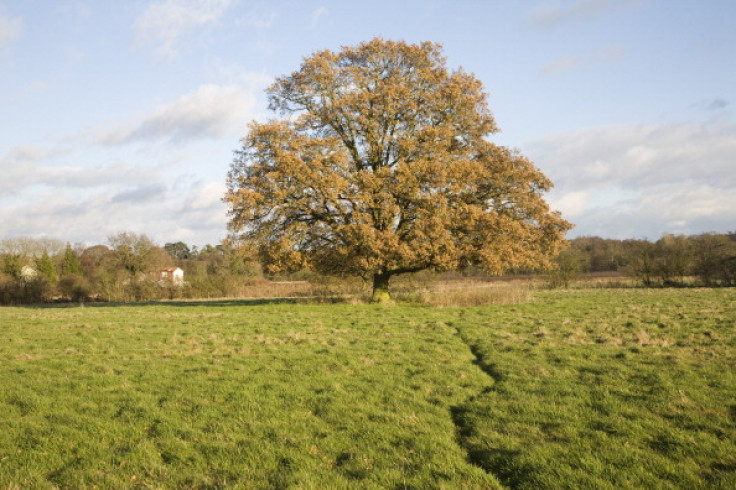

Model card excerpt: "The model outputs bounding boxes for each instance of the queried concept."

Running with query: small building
[159,267,184,286]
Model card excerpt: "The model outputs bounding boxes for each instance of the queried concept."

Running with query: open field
[1,289,735,488]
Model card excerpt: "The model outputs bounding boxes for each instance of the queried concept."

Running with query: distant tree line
[0,232,261,305]
[550,232,736,288]
[2,231,735,305]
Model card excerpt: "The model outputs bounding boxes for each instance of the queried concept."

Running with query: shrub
[123,280,160,302]
[26,277,55,303]
[0,274,20,304]
[58,274,91,303]
[547,248,587,288]
[0,275,54,304]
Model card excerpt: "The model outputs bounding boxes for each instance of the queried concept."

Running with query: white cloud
[531,121,736,190]
[1,76,266,246]
[0,9,22,47]
[111,183,168,204]
[235,7,277,55]
[98,82,267,146]
[0,147,41,194]
[0,157,169,244]
[310,6,328,28]
[691,97,730,113]
[567,182,736,238]
[177,181,229,236]
[549,190,590,217]
[183,181,225,211]
[246,10,276,30]
[708,98,729,111]
[0,178,228,247]
[0,146,164,196]
[530,0,638,28]
[540,45,627,77]
[12,80,47,102]
[530,120,736,238]
[134,0,232,58]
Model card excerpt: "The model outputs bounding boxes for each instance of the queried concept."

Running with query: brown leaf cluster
[225,38,571,280]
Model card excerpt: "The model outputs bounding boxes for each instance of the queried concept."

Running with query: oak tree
[108,232,167,277]
[164,241,192,260]
[225,38,571,302]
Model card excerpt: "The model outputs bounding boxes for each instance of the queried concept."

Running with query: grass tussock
[403,282,533,307]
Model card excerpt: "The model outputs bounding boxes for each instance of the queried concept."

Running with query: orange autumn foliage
[225,38,572,301]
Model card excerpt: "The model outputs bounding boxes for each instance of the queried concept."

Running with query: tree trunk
[371,271,392,303]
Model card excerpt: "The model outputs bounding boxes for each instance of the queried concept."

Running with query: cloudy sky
[1,0,734,247]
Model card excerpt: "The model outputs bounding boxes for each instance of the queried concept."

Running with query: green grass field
[1,289,735,488]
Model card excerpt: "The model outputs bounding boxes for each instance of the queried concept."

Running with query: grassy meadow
[1,288,735,488]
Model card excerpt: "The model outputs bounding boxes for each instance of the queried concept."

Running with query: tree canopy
[108,232,167,277]
[225,38,571,301]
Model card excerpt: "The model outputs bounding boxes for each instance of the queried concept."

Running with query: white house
[159,267,184,286]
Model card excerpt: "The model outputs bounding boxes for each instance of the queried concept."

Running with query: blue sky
[1,0,735,247]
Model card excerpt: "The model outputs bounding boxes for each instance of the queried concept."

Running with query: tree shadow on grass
[21,297,308,309]
[450,405,537,488]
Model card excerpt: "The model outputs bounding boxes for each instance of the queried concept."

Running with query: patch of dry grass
[397,281,534,307]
